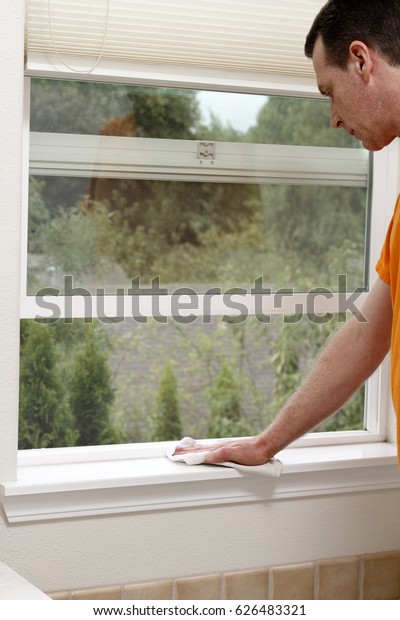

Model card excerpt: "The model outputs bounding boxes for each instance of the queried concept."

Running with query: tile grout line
[358,555,364,600]
[221,573,226,600]
[313,562,319,600]
[267,569,273,601]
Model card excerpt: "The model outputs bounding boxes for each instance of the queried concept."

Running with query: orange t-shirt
[376,194,400,457]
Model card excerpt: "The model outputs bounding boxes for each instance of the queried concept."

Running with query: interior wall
[1,489,400,593]
[0,0,23,483]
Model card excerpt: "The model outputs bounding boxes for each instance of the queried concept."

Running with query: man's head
[305,0,400,70]
[305,0,400,151]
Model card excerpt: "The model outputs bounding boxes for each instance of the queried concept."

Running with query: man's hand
[174,435,271,466]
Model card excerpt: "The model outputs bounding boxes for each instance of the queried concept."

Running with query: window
[20,76,378,449]
[1,0,397,526]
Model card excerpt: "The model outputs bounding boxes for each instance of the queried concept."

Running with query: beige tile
[72,586,122,600]
[317,557,359,600]
[225,569,269,600]
[124,580,173,600]
[362,551,400,600]
[271,564,314,600]
[176,575,222,600]
[47,591,71,600]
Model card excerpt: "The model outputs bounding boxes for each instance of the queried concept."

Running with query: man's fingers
[173,444,207,455]
[204,446,237,464]
[205,442,270,466]
[173,441,229,456]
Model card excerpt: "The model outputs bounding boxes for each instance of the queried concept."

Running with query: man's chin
[362,135,396,151]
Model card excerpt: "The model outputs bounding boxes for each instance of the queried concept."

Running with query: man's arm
[178,277,392,466]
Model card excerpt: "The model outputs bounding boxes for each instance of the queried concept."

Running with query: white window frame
[1,72,398,524]
[21,75,383,444]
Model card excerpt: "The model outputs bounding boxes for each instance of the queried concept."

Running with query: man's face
[312,36,395,151]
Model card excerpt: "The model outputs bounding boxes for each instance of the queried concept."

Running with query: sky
[197,90,267,133]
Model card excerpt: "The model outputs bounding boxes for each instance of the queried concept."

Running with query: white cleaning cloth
[167,437,283,477]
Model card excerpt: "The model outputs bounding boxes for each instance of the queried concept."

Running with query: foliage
[248,97,360,148]
[32,206,98,288]
[30,79,131,135]
[69,324,119,446]
[268,318,304,415]
[268,315,364,432]
[28,177,50,241]
[317,388,365,432]
[151,360,183,441]
[129,87,200,139]
[19,321,79,449]
[207,363,250,438]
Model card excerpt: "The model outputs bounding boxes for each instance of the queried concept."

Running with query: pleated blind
[26,0,324,80]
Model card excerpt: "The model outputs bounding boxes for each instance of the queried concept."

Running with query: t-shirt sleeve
[376,216,393,285]
[375,195,400,286]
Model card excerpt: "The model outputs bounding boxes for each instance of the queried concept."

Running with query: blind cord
[47,0,110,74]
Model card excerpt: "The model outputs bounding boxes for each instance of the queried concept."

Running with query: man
[175,0,399,465]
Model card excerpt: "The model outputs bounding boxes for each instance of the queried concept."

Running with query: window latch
[197,141,215,160]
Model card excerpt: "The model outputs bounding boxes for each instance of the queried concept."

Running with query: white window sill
[0,442,399,523]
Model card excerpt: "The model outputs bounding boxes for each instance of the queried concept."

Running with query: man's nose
[330,104,343,129]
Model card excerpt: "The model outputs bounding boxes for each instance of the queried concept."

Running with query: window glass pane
[18,316,364,449]
[30,79,363,147]
[24,78,370,447]
[28,79,369,299]
[28,176,367,296]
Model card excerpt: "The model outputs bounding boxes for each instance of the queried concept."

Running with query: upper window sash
[30,132,369,187]
[23,130,371,320]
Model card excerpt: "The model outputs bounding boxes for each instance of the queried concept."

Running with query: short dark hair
[305,0,400,69]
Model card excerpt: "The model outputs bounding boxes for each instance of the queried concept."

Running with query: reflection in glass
[28,176,366,295]
[30,79,363,147]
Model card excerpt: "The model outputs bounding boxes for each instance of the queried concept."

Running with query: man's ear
[348,40,372,83]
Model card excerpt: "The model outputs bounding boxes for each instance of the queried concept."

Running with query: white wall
[1,1,400,595]
[1,490,400,593]
[0,0,23,483]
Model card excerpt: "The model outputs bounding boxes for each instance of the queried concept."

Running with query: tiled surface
[124,580,173,600]
[175,575,222,600]
[362,551,400,600]
[271,563,314,600]
[225,569,269,600]
[47,549,400,601]
[317,557,359,600]
[72,586,122,600]
[49,590,71,600]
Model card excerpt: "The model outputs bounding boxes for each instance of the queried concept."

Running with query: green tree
[268,316,364,432]
[306,316,365,432]
[19,321,78,449]
[33,205,98,290]
[151,360,182,441]
[208,363,250,438]
[248,96,359,148]
[69,324,118,445]
[267,319,304,416]
[317,388,365,432]
[247,96,366,291]
[129,86,200,139]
